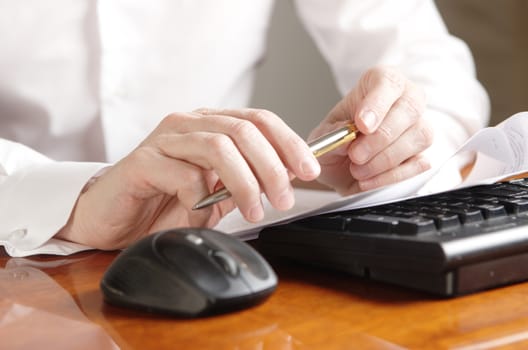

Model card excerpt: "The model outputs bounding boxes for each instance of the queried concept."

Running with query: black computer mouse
[100,228,277,317]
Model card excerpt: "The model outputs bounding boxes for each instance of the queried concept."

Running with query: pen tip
[192,187,233,210]
[191,203,203,210]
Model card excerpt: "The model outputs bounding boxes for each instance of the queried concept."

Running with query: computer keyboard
[258,177,528,296]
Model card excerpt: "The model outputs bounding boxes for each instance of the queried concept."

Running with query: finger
[160,112,297,212]
[151,132,270,222]
[122,147,223,215]
[350,119,433,180]
[348,81,427,165]
[196,108,321,181]
[354,66,408,134]
[354,154,431,192]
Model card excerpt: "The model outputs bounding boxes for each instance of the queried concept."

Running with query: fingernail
[361,110,377,132]
[301,158,320,177]
[248,203,264,222]
[277,187,294,210]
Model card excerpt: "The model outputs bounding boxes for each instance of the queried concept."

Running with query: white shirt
[0,0,489,256]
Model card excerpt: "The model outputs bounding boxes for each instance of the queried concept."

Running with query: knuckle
[288,134,306,150]
[128,145,154,164]
[398,94,425,120]
[380,148,398,169]
[182,167,206,186]
[375,124,394,145]
[205,133,235,158]
[380,67,405,91]
[362,66,406,96]
[413,122,434,150]
[148,133,165,151]
[252,108,273,119]
[248,177,262,194]
[193,107,210,115]
[151,132,187,159]
[229,119,259,141]
[359,176,380,191]
[270,162,288,180]
[250,109,280,127]
[420,123,434,148]
[391,167,405,183]
[416,156,431,173]
[160,113,182,127]
[361,68,375,90]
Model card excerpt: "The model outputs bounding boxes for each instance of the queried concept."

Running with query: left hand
[308,66,433,195]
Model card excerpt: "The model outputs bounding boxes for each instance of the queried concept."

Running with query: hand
[56,109,320,250]
[308,66,433,195]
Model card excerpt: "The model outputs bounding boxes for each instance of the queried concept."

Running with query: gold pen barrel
[309,123,358,157]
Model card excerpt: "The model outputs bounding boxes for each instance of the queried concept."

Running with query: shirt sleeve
[293,0,490,168]
[0,139,109,257]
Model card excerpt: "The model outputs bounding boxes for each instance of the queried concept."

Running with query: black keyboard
[258,177,528,296]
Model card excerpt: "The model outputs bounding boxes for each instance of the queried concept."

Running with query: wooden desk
[3,246,528,350]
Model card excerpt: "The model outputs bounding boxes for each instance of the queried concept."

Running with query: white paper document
[216,112,528,239]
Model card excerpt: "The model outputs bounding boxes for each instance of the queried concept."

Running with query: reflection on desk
[3,247,528,349]
[0,255,118,350]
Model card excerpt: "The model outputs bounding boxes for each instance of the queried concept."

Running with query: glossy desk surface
[3,245,528,350]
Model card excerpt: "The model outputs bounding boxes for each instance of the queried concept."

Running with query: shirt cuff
[0,161,109,256]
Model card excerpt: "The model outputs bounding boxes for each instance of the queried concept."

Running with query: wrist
[55,166,111,242]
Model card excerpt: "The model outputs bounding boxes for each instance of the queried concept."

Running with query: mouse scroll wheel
[210,251,239,277]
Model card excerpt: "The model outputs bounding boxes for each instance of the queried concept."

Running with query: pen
[192,123,358,210]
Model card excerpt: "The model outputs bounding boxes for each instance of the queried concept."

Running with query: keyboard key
[444,206,484,224]
[348,214,436,235]
[348,214,394,234]
[296,214,349,231]
[391,216,436,235]
[473,203,507,219]
[499,198,528,214]
[422,211,461,229]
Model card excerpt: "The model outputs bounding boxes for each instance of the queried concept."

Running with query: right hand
[308,66,432,195]
[56,108,320,250]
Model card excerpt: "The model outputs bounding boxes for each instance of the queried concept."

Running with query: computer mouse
[100,228,277,317]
